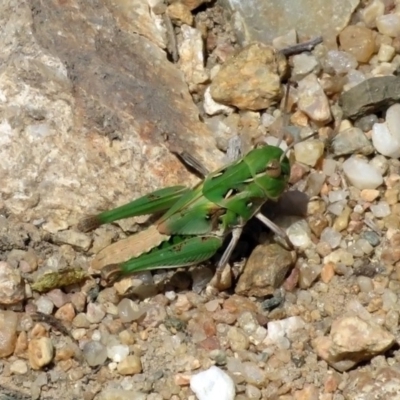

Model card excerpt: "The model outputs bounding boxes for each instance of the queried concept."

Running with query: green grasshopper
[78,144,292,284]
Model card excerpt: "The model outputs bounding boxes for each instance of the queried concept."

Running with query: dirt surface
[2,1,400,400]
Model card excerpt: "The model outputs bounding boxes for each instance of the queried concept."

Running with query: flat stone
[340,76,400,119]
[220,0,359,43]
[331,127,374,156]
[236,244,296,297]
[52,230,91,251]
[210,43,287,110]
[0,1,224,226]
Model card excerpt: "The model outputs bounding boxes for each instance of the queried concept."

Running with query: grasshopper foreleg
[255,213,293,250]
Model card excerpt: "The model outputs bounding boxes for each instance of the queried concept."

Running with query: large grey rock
[220,0,360,44]
[0,0,224,231]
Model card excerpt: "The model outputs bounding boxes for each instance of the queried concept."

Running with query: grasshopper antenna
[277,82,292,148]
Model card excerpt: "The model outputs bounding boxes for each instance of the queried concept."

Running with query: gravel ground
[2,1,400,399]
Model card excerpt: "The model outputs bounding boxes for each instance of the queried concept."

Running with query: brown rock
[313,316,395,371]
[343,367,400,399]
[210,43,288,110]
[0,310,18,358]
[117,355,142,375]
[339,25,375,63]
[167,3,193,26]
[55,303,76,322]
[236,244,295,297]
[28,337,54,370]
[14,331,28,357]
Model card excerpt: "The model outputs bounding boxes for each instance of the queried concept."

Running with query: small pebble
[227,327,250,351]
[362,231,381,247]
[86,303,106,324]
[342,158,383,189]
[320,227,342,249]
[107,344,130,363]
[28,337,54,370]
[372,104,400,158]
[35,296,54,315]
[0,310,18,357]
[10,359,28,375]
[118,298,146,323]
[117,355,142,375]
[324,50,358,74]
[376,14,400,37]
[83,341,108,367]
[370,201,391,218]
[0,261,25,305]
[190,366,236,400]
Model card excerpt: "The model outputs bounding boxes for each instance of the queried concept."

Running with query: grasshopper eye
[266,160,281,178]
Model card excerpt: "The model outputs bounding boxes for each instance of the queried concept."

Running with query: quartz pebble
[190,366,235,400]
[86,303,106,324]
[292,53,320,80]
[320,227,342,249]
[118,298,146,323]
[372,104,400,158]
[376,14,400,37]
[342,158,383,189]
[264,317,306,349]
[370,201,391,218]
[107,344,130,363]
[83,341,108,367]
[361,0,384,28]
[297,74,331,122]
[35,296,55,314]
[324,50,358,74]
[203,86,234,116]
[287,219,313,250]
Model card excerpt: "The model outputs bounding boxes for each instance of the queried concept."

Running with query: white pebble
[327,200,347,216]
[342,158,383,189]
[203,86,234,116]
[320,227,342,249]
[286,220,313,250]
[376,13,400,37]
[372,122,399,158]
[370,201,391,218]
[35,296,54,315]
[328,190,348,203]
[107,344,130,363]
[372,104,400,158]
[265,317,306,345]
[190,366,235,400]
[377,44,395,62]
